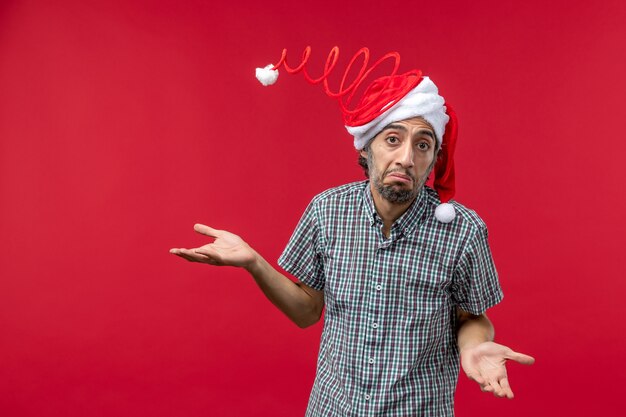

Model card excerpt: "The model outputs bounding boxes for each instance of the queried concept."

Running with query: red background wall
[1,0,625,416]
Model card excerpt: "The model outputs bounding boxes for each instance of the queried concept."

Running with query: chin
[385,181,412,190]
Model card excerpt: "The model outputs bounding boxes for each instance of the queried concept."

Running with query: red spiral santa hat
[255,46,458,223]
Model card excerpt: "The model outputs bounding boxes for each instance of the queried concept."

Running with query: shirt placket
[357,223,398,416]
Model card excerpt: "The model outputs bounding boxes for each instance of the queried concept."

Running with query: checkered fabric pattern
[278,181,503,417]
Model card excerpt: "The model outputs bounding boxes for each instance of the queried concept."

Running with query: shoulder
[422,187,488,234]
[309,180,367,208]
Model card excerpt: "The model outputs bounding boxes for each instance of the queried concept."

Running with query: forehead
[393,116,435,131]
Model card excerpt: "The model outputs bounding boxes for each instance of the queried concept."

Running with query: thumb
[507,351,535,365]
[194,223,220,237]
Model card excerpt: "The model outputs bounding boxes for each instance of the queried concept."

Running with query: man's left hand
[460,341,535,399]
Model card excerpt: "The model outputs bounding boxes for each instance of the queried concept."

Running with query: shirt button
[375,285,382,291]
[368,357,375,364]
[372,323,379,329]
[364,394,371,401]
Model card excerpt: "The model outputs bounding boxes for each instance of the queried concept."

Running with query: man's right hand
[170,224,258,269]
[170,223,324,328]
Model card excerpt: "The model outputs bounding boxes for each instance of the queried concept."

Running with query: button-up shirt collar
[362,182,427,238]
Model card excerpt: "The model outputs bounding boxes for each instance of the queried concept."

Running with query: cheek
[415,153,435,169]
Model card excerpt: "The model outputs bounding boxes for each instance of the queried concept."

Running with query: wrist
[243,250,264,274]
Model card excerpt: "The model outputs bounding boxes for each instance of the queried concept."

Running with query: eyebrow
[383,123,435,140]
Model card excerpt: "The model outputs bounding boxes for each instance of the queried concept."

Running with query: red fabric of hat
[343,73,422,128]
[434,103,457,205]
[266,47,422,128]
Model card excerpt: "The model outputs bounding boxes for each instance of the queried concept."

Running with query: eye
[416,141,430,151]
[386,136,400,145]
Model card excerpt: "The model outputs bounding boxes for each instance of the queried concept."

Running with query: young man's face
[361,117,437,204]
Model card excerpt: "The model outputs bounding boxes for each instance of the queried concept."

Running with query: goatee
[367,151,430,205]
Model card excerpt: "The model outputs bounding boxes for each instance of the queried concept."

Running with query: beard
[367,151,433,205]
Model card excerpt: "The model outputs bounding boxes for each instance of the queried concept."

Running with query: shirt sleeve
[451,224,503,315]
[277,199,326,291]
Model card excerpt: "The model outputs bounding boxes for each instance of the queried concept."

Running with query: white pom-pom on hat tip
[435,203,456,223]
[255,64,279,86]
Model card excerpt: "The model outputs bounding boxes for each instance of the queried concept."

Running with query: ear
[359,149,368,158]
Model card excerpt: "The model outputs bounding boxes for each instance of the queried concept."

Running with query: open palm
[461,341,535,399]
[170,224,257,268]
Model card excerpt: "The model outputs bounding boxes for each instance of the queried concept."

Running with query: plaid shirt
[278,181,503,417]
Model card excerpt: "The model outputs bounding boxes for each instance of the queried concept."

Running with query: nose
[396,141,414,168]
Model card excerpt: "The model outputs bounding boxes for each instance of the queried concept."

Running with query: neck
[369,183,415,238]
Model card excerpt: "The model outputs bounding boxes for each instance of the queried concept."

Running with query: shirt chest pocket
[392,245,455,313]
[323,247,370,314]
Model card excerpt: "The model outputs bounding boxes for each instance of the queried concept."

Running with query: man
[171,47,534,416]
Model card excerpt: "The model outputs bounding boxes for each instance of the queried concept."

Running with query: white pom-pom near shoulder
[255,64,279,86]
[435,203,456,223]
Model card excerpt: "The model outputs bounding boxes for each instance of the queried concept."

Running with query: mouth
[386,172,413,184]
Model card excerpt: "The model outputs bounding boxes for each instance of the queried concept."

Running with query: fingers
[488,380,506,398]
[170,248,212,263]
[486,378,514,399]
[467,371,495,395]
[470,377,513,399]
[169,223,220,263]
[194,223,221,238]
[499,377,514,399]
[475,378,508,399]
[194,246,221,264]
[465,371,485,386]
[170,248,195,262]
[472,375,504,398]
[481,384,494,393]
[507,351,536,365]
[466,365,512,399]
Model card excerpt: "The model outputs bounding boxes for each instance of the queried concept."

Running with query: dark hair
[358,146,370,178]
